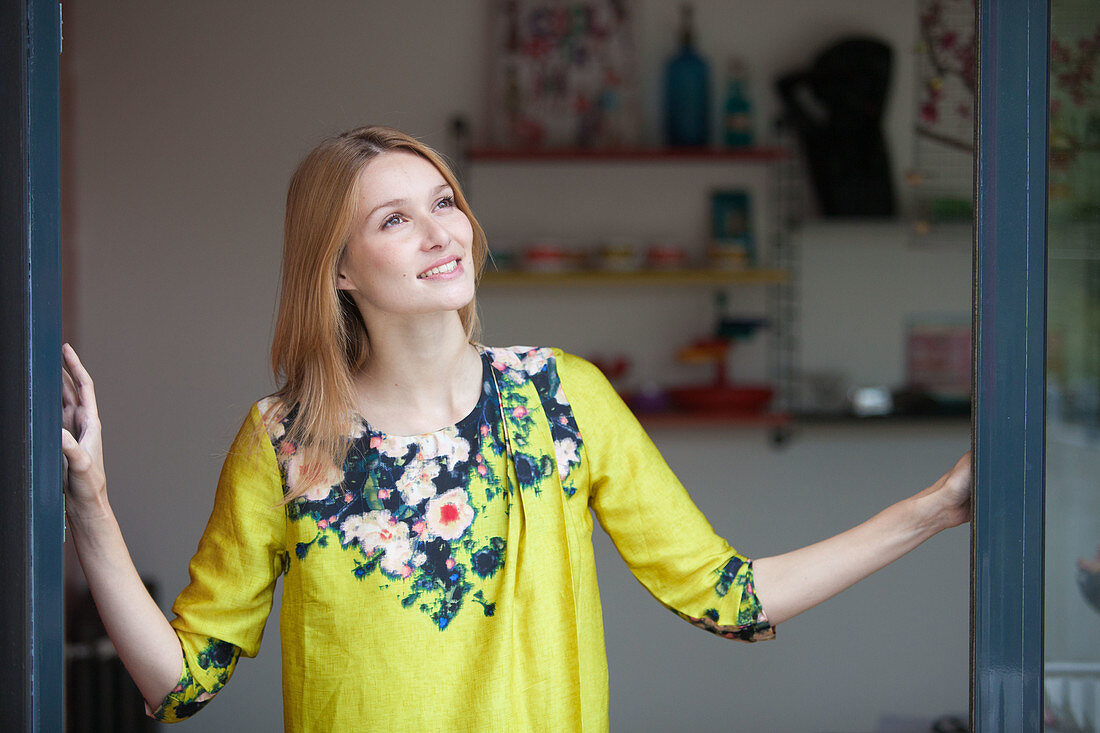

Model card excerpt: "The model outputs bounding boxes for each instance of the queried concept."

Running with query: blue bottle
[663,4,711,147]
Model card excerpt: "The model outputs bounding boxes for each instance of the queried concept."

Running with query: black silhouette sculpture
[777,37,897,217]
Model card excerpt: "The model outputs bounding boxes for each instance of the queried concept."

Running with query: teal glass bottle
[722,58,754,147]
[663,4,711,147]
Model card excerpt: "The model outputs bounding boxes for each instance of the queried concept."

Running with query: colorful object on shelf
[722,57,755,147]
[487,0,642,149]
[587,353,633,395]
[663,3,712,146]
[706,246,748,271]
[670,335,774,415]
[522,241,580,272]
[905,319,971,401]
[715,316,767,341]
[710,189,755,266]
[667,384,774,414]
[624,385,672,415]
[593,238,643,271]
[677,337,733,366]
[646,243,689,270]
[587,353,632,381]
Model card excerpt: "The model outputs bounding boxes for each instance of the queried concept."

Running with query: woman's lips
[417,257,462,279]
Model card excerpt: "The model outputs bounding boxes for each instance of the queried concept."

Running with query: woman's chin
[440,282,476,311]
[362,281,476,324]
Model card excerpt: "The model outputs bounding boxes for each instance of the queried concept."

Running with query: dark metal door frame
[972,0,1049,729]
[0,0,64,729]
[0,0,1061,729]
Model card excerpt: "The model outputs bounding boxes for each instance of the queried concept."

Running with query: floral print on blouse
[151,346,773,730]
[276,349,521,630]
[150,637,239,721]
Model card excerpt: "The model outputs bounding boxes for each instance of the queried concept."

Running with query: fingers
[62,366,78,431]
[62,364,76,403]
[62,343,99,418]
[61,427,90,472]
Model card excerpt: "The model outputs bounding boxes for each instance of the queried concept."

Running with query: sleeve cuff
[145,637,241,722]
[671,558,777,643]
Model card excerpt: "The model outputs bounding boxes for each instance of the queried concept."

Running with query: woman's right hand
[60,343,185,709]
[61,343,108,516]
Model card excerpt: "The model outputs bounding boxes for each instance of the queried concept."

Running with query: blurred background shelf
[636,410,792,429]
[632,409,970,430]
[463,122,803,431]
[479,268,789,287]
[793,410,971,424]
[466,146,790,163]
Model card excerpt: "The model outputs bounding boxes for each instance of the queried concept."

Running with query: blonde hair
[269,125,487,500]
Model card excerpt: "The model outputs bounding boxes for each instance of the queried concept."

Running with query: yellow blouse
[151,346,773,731]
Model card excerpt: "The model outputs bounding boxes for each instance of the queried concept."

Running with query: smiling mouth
[417,259,459,278]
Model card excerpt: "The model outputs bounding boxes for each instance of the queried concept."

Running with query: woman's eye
[382,213,403,229]
[436,196,455,210]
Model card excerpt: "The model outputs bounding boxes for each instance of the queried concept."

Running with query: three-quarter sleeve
[150,402,287,722]
[557,352,774,642]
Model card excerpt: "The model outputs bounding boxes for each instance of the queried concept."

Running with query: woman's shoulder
[479,344,580,382]
[252,394,292,444]
[479,344,608,395]
[479,344,593,372]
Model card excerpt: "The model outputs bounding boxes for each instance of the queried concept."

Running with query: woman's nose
[419,218,451,249]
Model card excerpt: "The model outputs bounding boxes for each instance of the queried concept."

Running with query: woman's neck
[352,314,482,436]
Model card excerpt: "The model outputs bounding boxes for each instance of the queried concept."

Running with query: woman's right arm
[61,343,184,711]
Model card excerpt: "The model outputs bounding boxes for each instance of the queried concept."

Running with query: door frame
[972,0,1049,729]
[0,0,1059,729]
[0,0,64,729]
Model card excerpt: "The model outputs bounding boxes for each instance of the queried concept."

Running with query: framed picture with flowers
[485,0,643,149]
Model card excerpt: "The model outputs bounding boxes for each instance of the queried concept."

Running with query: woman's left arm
[751,452,971,626]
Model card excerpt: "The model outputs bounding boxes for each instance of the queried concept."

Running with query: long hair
[269,125,487,501]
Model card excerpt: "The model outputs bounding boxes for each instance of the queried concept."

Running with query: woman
[61,125,972,731]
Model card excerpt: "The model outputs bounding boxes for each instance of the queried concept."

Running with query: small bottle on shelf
[721,57,754,148]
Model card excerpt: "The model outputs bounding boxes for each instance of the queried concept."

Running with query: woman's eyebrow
[366,183,452,219]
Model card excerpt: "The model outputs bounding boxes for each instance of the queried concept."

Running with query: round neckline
[356,349,493,441]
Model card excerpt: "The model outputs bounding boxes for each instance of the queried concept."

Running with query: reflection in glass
[1045,0,1100,730]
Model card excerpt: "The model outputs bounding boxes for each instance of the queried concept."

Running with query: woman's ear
[334,252,354,292]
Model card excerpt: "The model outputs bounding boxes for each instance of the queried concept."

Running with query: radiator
[65,638,155,733]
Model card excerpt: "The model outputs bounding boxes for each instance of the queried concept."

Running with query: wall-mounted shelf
[479,268,788,288]
[638,411,791,429]
[636,409,796,445]
[794,411,971,425]
[466,146,790,163]
[460,130,804,441]
[632,409,968,446]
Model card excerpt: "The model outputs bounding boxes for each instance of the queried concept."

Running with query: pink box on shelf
[905,320,972,400]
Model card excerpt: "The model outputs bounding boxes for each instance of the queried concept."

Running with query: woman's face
[337,151,475,328]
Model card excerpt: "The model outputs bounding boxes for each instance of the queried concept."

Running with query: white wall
[66,2,970,731]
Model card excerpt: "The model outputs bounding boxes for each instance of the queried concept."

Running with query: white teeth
[418,260,458,278]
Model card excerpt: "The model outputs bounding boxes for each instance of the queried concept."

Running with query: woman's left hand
[922,451,972,530]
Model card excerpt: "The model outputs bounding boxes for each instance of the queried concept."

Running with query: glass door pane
[1045,0,1100,730]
